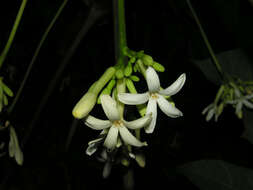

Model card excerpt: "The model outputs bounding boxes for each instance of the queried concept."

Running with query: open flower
[118,67,185,133]
[227,88,253,118]
[84,95,151,150]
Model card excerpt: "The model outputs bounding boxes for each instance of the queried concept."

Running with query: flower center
[113,120,123,127]
[150,93,158,99]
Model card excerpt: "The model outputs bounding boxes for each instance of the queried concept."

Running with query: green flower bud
[133,63,140,72]
[129,57,136,64]
[129,75,140,82]
[107,79,116,90]
[72,82,98,119]
[72,92,97,119]
[115,69,124,79]
[152,62,165,72]
[136,50,144,58]
[97,79,116,104]
[141,54,154,66]
[124,62,132,77]
[126,78,137,94]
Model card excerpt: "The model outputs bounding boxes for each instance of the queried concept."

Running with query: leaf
[179,160,253,190]
[193,49,253,85]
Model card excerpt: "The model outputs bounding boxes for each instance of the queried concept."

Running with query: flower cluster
[72,50,186,176]
[202,78,253,121]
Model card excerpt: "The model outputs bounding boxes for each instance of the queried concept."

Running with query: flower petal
[159,73,186,96]
[123,113,152,130]
[206,108,215,121]
[157,95,183,118]
[84,115,111,130]
[119,126,147,147]
[146,67,160,92]
[118,93,149,105]
[104,126,119,150]
[101,95,120,121]
[243,100,253,109]
[236,101,243,114]
[202,103,214,114]
[145,98,157,133]
[86,143,99,156]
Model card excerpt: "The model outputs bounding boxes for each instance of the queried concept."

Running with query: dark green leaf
[193,49,253,85]
[179,160,253,190]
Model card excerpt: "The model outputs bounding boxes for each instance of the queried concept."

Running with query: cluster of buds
[72,48,186,177]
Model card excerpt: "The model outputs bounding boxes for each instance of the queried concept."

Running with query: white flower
[202,103,219,121]
[84,95,151,150]
[118,67,186,133]
[227,88,253,116]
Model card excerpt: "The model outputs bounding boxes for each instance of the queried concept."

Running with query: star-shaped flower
[227,88,253,118]
[118,67,186,133]
[84,95,151,150]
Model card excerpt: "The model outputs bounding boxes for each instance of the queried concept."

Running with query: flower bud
[141,54,153,66]
[129,75,140,82]
[152,62,165,72]
[72,92,97,119]
[126,78,137,93]
[115,69,124,79]
[124,62,132,77]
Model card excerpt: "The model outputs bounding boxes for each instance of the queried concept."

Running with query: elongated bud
[126,78,137,93]
[72,92,97,119]
[133,63,140,72]
[72,67,116,119]
[152,62,165,72]
[129,75,140,82]
[97,79,116,104]
[141,54,153,66]
[124,62,132,77]
[92,67,116,93]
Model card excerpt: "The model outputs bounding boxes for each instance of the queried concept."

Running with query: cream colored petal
[145,98,157,133]
[159,73,186,96]
[103,126,119,150]
[119,126,147,147]
[146,67,160,92]
[84,115,111,130]
[157,95,183,118]
[243,100,253,109]
[123,113,152,130]
[236,101,243,114]
[118,93,149,105]
[101,95,120,121]
[86,143,98,156]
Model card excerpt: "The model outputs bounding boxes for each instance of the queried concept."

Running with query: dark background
[0,0,253,189]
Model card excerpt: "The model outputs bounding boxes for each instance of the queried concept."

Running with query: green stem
[186,0,224,78]
[0,0,28,69]
[117,78,126,119]
[113,0,127,67]
[8,0,68,114]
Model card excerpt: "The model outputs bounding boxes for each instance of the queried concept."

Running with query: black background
[0,0,253,189]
